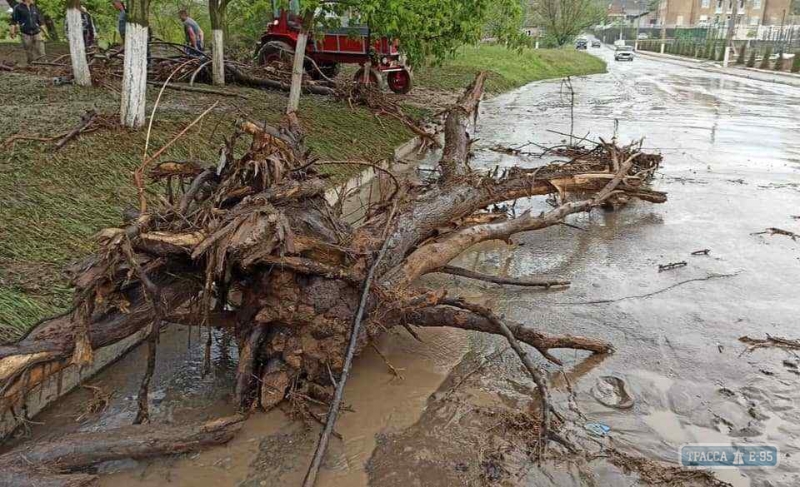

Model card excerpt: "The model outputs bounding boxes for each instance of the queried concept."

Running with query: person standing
[178,8,204,56]
[65,5,97,47]
[80,6,97,48]
[10,0,46,65]
[112,0,126,43]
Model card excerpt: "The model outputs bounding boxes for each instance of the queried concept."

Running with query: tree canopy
[274,0,527,66]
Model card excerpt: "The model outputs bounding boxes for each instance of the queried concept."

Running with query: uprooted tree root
[0,72,669,483]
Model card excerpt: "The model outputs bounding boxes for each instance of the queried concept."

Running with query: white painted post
[212,29,225,85]
[66,6,91,86]
[660,42,665,54]
[535,40,539,49]
[723,46,730,67]
[634,40,639,51]
[120,23,149,128]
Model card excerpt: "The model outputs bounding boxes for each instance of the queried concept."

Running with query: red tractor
[255,1,413,94]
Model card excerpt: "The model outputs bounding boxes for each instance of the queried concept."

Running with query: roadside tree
[759,46,771,69]
[65,0,91,86]
[532,0,603,46]
[120,0,150,128]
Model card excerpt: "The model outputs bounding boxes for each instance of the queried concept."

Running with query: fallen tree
[0,72,666,478]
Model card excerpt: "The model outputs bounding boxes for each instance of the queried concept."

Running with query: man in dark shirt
[178,8,204,56]
[112,0,126,42]
[10,0,46,64]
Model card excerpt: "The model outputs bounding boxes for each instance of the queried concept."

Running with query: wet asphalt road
[455,44,800,486]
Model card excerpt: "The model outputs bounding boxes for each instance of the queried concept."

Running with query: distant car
[614,45,634,61]
[591,40,601,47]
[637,33,649,40]
[576,39,588,50]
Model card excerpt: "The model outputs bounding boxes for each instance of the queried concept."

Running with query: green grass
[0,64,412,341]
[414,44,607,93]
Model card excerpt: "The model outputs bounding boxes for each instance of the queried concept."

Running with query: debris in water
[584,422,612,437]
[591,376,634,409]
[691,249,711,256]
[740,334,800,352]
[658,261,688,272]
[751,227,799,240]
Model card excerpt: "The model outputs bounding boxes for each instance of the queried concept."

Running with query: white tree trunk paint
[120,23,149,128]
[286,30,308,114]
[66,8,91,87]
[723,46,731,67]
[212,29,225,86]
[660,42,665,54]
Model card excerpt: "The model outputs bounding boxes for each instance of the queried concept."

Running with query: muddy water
[372,45,800,486]
[13,46,800,486]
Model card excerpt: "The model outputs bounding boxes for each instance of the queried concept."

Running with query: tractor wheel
[387,69,413,94]
[307,62,340,80]
[353,67,382,89]
[257,40,293,66]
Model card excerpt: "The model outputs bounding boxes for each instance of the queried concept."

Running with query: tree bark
[287,11,315,114]
[120,0,150,128]
[66,0,91,87]
[212,29,225,85]
[0,415,244,484]
[209,0,227,86]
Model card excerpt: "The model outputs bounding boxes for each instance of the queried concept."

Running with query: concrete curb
[324,135,422,205]
[0,134,424,442]
[1,328,149,439]
[636,51,800,88]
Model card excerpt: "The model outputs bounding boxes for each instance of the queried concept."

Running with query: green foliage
[707,42,716,60]
[532,0,605,47]
[759,45,772,69]
[268,0,526,67]
[226,0,273,51]
[697,44,705,58]
[736,44,746,64]
[792,51,800,73]
[717,43,725,62]
[746,48,756,67]
[413,44,605,92]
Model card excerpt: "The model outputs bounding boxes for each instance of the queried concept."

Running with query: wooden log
[0,415,244,480]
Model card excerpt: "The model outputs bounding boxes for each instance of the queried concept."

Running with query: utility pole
[724,0,739,66]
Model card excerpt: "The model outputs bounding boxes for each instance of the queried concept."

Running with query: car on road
[591,39,601,47]
[637,33,649,40]
[576,39,588,50]
[614,45,634,61]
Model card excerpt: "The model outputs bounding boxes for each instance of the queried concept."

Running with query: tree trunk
[120,0,150,128]
[287,11,314,114]
[0,416,244,485]
[209,0,226,86]
[212,29,225,85]
[66,1,91,87]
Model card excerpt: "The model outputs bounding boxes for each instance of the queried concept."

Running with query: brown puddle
[91,326,469,487]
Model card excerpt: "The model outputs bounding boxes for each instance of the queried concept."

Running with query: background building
[657,0,792,28]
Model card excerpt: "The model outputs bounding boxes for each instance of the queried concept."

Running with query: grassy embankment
[414,44,607,93]
[0,42,605,340]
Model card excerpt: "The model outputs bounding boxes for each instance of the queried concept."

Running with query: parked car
[614,45,635,61]
[576,39,588,50]
[591,39,601,47]
[637,33,649,40]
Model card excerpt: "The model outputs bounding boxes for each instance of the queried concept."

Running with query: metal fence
[593,25,800,48]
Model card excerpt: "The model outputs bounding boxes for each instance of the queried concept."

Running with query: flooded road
[415,45,800,486]
[13,47,800,486]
